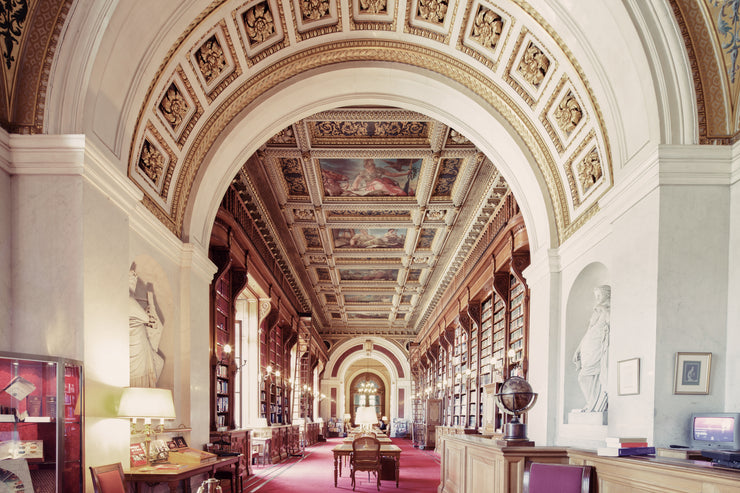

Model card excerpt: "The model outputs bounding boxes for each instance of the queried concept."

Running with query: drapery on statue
[129,268,165,387]
[572,285,610,413]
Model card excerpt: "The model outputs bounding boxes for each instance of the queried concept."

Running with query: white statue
[572,285,610,413]
[129,268,164,387]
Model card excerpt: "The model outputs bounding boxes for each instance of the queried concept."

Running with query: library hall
[1,0,739,491]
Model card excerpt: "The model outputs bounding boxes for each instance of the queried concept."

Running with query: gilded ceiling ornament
[195,36,227,84]
[418,0,448,24]
[577,148,602,193]
[360,0,387,14]
[554,91,582,134]
[269,126,296,144]
[433,158,461,196]
[138,140,165,184]
[293,208,315,220]
[0,0,27,69]
[244,2,275,44]
[517,41,550,87]
[425,209,445,220]
[159,84,189,130]
[301,0,331,21]
[711,0,740,83]
[471,6,503,50]
[448,129,470,145]
[280,157,308,195]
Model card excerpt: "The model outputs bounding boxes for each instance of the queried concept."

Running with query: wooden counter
[438,434,568,493]
[568,449,740,493]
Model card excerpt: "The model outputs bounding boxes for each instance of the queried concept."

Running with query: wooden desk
[125,455,240,493]
[332,443,401,488]
[343,436,392,444]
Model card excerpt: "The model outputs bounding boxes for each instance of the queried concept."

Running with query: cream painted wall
[727,152,740,412]
[0,159,10,336]
[655,181,731,447]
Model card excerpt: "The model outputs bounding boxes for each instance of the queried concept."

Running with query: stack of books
[597,437,655,457]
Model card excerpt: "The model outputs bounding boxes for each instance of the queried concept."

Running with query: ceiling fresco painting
[232,107,510,339]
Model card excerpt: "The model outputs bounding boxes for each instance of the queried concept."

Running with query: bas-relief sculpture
[129,265,165,387]
[572,285,610,414]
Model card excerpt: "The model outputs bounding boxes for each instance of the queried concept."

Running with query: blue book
[597,446,655,457]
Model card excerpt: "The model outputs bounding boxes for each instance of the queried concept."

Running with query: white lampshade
[118,387,176,420]
[355,406,377,425]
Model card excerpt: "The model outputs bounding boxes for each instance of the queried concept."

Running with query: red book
[614,442,648,448]
[130,443,147,467]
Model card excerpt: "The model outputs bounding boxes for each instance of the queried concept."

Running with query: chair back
[90,462,127,493]
[352,436,381,467]
[524,462,593,493]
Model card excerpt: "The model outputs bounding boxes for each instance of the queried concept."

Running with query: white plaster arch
[184,63,554,256]
[324,336,411,382]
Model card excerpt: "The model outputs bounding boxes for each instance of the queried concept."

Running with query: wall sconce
[222,344,248,371]
[118,387,176,465]
[259,365,280,382]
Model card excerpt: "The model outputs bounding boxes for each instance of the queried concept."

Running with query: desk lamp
[118,387,176,465]
[355,406,377,434]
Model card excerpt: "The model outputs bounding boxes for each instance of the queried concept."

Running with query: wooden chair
[350,436,381,491]
[524,462,594,493]
[89,463,127,493]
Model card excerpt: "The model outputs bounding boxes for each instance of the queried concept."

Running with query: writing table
[343,436,392,444]
[332,442,401,488]
[125,455,240,493]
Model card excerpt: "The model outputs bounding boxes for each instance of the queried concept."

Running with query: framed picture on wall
[617,358,640,396]
[673,352,711,395]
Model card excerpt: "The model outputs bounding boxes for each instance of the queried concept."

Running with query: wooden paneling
[568,449,740,493]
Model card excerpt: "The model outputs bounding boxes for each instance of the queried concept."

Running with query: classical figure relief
[0,0,27,69]
[138,140,165,184]
[269,126,296,144]
[360,0,387,15]
[577,148,602,193]
[244,2,275,45]
[471,6,503,50]
[293,208,315,220]
[517,41,550,87]
[447,129,470,145]
[300,0,331,21]
[425,209,446,221]
[572,285,610,413]
[554,91,583,135]
[195,35,227,84]
[158,83,189,131]
[418,0,448,24]
[129,266,165,388]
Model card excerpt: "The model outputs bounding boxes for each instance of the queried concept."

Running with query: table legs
[334,454,338,487]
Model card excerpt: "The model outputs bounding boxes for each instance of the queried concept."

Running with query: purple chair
[524,462,594,493]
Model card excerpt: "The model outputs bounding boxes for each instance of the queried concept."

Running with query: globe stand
[496,414,534,446]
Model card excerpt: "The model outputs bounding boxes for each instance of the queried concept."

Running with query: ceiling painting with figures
[233,107,510,340]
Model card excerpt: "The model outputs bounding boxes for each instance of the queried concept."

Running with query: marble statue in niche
[129,265,165,387]
[572,285,610,413]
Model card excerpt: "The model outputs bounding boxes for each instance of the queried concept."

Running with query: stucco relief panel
[541,76,588,155]
[188,20,242,103]
[233,0,289,65]
[504,28,557,107]
[133,123,177,205]
[458,0,514,71]
[155,66,203,148]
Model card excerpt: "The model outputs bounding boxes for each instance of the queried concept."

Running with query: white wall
[0,139,10,337]
[727,146,740,412]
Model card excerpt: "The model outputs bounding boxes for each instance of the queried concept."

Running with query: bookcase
[211,272,234,431]
[259,324,290,425]
[0,352,83,492]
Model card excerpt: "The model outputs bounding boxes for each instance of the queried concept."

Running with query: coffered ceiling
[231,106,510,338]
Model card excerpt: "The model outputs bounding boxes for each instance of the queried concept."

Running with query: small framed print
[617,358,640,396]
[674,352,711,395]
[173,436,187,448]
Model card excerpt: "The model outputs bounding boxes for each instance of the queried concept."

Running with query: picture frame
[617,357,640,396]
[172,435,187,449]
[673,352,711,395]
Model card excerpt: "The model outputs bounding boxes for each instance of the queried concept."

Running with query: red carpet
[243,437,440,492]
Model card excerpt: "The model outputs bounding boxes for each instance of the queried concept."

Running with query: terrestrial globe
[494,376,538,441]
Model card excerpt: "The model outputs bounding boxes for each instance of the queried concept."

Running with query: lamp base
[500,421,533,444]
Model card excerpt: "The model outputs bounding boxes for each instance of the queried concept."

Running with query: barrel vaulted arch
[324,337,411,383]
[123,0,619,248]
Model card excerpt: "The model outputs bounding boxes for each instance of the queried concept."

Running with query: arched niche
[563,262,610,419]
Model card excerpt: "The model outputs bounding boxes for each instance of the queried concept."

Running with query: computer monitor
[690,412,740,450]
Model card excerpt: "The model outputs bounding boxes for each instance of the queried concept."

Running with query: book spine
[618,446,656,456]
[605,441,648,448]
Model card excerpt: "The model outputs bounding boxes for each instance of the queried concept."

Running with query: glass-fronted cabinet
[0,352,83,492]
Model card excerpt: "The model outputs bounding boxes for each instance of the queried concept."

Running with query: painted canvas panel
[339,269,399,281]
[344,293,394,304]
[332,228,406,248]
[347,312,389,320]
[319,158,421,197]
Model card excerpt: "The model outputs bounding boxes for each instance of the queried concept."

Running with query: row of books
[597,436,655,457]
